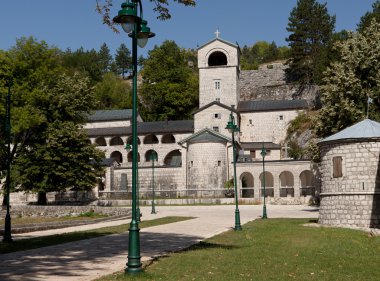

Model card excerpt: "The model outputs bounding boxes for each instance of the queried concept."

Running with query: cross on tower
[215,29,221,38]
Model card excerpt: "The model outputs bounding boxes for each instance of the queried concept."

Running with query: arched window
[144,134,159,144]
[259,172,274,197]
[300,170,313,187]
[110,137,124,146]
[126,136,141,145]
[240,172,254,198]
[110,151,123,163]
[95,137,107,146]
[279,171,294,197]
[145,150,158,162]
[127,151,140,162]
[300,170,315,196]
[208,51,227,66]
[162,134,176,144]
[164,150,181,166]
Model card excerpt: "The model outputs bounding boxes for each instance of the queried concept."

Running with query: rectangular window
[333,156,343,178]
[250,150,256,158]
[279,115,284,121]
[249,119,252,125]
[215,81,220,90]
[217,160,221,166]
[190,161,193,167]
[216,98,220,102]
[214,113,221,119]
[213,126,219,132]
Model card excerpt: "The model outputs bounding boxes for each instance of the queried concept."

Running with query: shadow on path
[0,230,204,281]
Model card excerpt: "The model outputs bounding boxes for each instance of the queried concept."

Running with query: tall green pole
[151,154,156,214]
[261,143,268,219]
[126,19,141,273]
[2,80,13,243]
[137,163,141,223]
[231,114,242,231]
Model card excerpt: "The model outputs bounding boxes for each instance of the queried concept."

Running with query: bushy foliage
[240,41,290,70]
[0,38,104,204]
[140,40,198,121]
[314,20,380,137]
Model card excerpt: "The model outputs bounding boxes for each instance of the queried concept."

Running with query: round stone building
[318,119,380,228]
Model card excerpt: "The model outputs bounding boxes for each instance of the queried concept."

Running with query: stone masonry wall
[240,64,319,106]
[240,110,300,144]
[5,205,131,217]
[319,140,380,228]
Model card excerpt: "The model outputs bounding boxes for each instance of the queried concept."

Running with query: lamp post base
[2,213,13,243]
[151,203,156,214]
[262,204,268,219]
[137,207,141,223]
[234,209,242,231]
[126,222,142,274]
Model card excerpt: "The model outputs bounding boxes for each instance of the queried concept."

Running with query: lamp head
[136,20,155,48]
[113,1,140,33]
[261,145,267,158]
[125,143,132,152]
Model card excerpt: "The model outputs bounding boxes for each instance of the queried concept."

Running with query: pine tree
[357,0,380,33]
[115,43,131,79]
[98,43,113,74]
[286,0,335,84]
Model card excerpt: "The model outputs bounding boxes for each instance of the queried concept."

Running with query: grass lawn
[97,218,380,281]
[0,216,194,254]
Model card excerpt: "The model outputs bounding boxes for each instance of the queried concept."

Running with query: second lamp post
[225,112,242,231]
[149,151,157,214]
[114,0,155,274]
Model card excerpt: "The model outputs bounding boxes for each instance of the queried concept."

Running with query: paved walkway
[0,205,319,281]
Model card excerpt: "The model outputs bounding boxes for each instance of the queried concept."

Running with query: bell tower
[197,32,240,108]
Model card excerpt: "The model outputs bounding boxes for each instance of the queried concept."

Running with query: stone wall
[239,64,319,106]
[194,104,238,139]
[319,140,380,228]
[3,205,131,217]
[111,165,186,196]
[239,109,301,144]
[319,194,379,228]
[187,141,227,191]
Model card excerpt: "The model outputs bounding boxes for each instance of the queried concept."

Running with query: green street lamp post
[260,143,268,219]
[225,112,242,231]
[149,152,157,214]
[125,143,141,223]
[2,78,13,243]
[114,0,155,274]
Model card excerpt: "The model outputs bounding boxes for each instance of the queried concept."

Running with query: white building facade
[87,36,317,204]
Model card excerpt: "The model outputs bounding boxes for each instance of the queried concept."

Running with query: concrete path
[0,205,319,281]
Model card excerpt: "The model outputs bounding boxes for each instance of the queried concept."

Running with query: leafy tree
[314,20,380,137]
[62,47,103,83]
[240,41,290,70]
[94,72,132,109]
[115,43,132,79]
[286,0,335,84]
[358,0,380,32]
[0,38,103,204]
[140,40,198,121]
[98,43,113,74]
[96,0,196,31]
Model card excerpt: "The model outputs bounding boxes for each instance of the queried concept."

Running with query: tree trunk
[37,192,47,205]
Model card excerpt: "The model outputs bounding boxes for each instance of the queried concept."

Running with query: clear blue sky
[0,1,376,57]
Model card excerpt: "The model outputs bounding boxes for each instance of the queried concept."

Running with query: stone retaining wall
[2,205,131,218]
[319,194,380,228]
